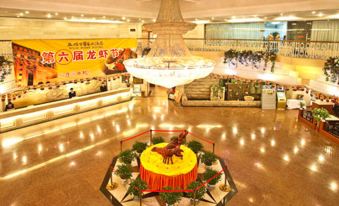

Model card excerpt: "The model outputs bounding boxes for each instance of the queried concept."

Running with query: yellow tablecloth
[140,143,198,190]
[140,143,197,176]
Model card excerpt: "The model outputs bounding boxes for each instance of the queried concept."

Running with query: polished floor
[0,88,338,206]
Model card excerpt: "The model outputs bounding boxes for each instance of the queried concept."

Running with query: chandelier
[124,0,214,88]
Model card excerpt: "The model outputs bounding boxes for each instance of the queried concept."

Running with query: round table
[140,143,198,190]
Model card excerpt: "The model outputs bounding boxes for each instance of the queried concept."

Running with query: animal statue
[151,130,189,164]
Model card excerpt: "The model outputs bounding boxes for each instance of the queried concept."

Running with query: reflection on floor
[0,87,338,206]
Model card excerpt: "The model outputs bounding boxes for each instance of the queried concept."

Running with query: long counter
[0,88,132,133]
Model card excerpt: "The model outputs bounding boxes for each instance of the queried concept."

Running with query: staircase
[184,76,219,100]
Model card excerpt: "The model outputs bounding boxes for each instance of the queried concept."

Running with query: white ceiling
[0,0,338,21]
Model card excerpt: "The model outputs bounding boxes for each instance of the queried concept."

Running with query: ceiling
[0,0,338,23]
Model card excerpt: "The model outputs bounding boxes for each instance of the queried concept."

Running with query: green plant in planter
[201,151,217,166]
[132,142,148,154]
[187,141,203,154]
[152,136,165,145]
[159,186,182,206]
[127,177,148,198]
[119,149,136,164]
[115,164,132,180]
[312,108,330,122]
[203,168,221,186]
[187,181,206,200]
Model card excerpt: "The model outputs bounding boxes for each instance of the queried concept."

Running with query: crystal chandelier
[124,0,214,88]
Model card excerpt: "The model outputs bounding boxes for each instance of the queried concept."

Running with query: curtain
[311,20,339,42]
[205,23,265,40]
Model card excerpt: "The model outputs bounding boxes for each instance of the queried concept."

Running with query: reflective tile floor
[0,88,338,206]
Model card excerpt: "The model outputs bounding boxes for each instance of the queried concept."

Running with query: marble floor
[0,88,338,206]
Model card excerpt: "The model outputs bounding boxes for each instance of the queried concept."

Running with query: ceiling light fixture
[65,17,123,24]
[124,0,214,88]
[46,13,52,18]
[317,12,324,17]
[24,11,29,14]
[328,13,339,19]
[192,19,210,24]
[227,17,263,23]
[274,15,300,21]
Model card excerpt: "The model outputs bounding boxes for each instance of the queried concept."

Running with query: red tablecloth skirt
[140,163,198,190]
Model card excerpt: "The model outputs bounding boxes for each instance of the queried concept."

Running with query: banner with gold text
[12,39,137,86]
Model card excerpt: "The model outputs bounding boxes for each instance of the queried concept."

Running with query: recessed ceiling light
[192,19,210,24]
[122,16,126,20]
[312,11,316,14]
[318,12,324,17]
[80,14,84,17]
[126,19,130,22]
[227,17,263,23]
[24,11,30,14]
[54,12,58,16]
[65,17,123,24]
[19,12,24,16]
[231,16,236,19]
[274,15,300,21]
[46,13,52,18]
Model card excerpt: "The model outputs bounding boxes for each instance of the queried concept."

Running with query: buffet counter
[0,88,132,133]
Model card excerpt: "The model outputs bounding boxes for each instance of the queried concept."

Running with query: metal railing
[137,38,339,60]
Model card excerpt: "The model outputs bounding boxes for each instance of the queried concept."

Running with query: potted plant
[201,152,217,167]
[187,181,206,203]
[115,164,132,181]
[119,149,136,165]
[187,141,203,154]
[203,168,221,187]
[312,108,330,128]
[132,142,148,154]
[127,177,148,199]
[159,186,182,206]
[152,136,164,145]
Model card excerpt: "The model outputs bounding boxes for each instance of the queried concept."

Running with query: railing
[137,38,339,60]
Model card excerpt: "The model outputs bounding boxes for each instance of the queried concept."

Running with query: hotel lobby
[0,0,338,205]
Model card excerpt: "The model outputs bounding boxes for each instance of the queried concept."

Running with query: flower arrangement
[224,49,277,72]
[323,57,339,84]
[312,108,330,122]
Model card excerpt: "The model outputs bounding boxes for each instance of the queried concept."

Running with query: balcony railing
[137,38,339,60]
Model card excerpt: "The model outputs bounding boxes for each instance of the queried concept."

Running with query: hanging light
[124,0,214,88]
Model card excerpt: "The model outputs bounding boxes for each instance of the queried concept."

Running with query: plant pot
[208,184,216,188]
[190,198,200,204]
